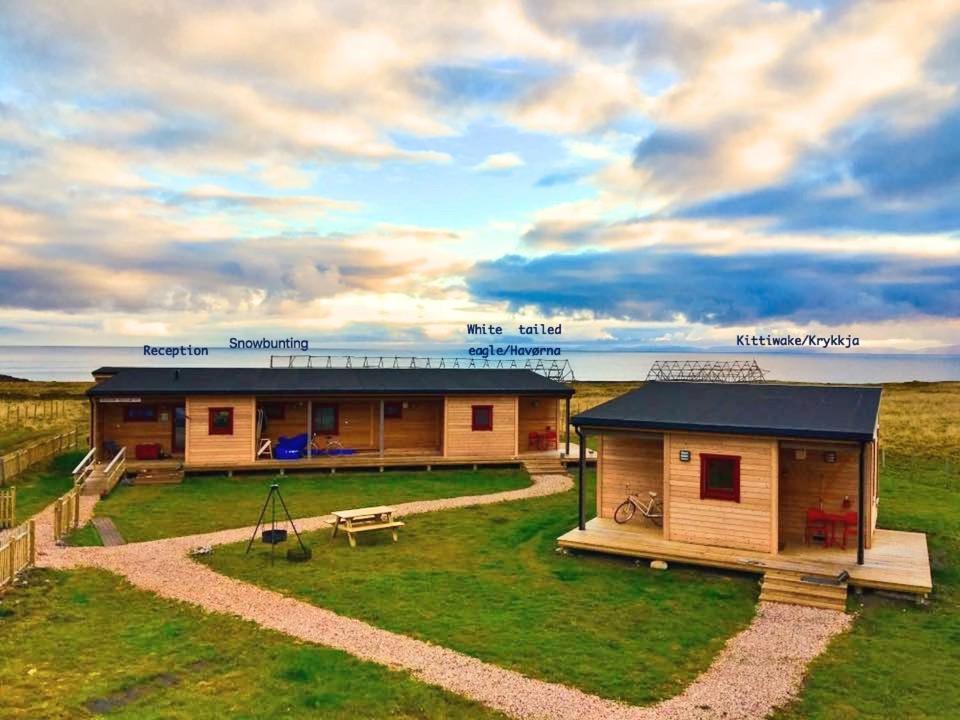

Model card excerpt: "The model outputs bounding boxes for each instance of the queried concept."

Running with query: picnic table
[331,505,404,548]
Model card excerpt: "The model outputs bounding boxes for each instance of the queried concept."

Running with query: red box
[135,443,162,460]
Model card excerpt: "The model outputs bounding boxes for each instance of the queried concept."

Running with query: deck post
[306,400,312,461]
[577,426,586,531]
[379,400,385,458]
[857,441,865,565]
[565,396,571,457]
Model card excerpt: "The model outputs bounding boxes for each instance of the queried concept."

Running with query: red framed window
[208,407,234,435]
[471,405,493,431]
[262,402,285,420]
[123,405,157,422]
[313,404,339,435]
[700,454,741,502]
[384,401,403,419]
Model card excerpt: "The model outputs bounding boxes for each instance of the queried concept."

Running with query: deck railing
[101,447,127,497]
[72,447,96,486]
[0,520,35,589]
[270,355,576,382]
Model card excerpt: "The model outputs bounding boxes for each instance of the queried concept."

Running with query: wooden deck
[558,517,932,596]
[126,444,596,475]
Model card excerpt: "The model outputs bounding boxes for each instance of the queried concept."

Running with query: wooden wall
[257,401,309,447]
[444,395,517,457]
[597,433,663,523]
[383,398,442,452]
[778,440,876,549]
[517,397,559,452]
[97,398,182,457]
[666,431,778,553]
[186,395,255,466]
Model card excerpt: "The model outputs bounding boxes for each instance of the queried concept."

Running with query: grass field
[204,470,758,707]
[0,380,90,455]
[1,450,85,523]
[0,568,504,720]
[79,468,532,543]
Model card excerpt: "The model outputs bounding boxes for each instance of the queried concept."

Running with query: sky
[1,0,960,353]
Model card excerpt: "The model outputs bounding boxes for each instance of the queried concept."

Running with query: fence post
[28,519,36,565]
[73,488,80,530]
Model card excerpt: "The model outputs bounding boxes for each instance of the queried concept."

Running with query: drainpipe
[577,426,586,531]
[565,396,571,457]
[857,441,866,565]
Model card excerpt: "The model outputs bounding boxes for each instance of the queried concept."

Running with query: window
[384,401,403,419]
[700,454,741,502]
[262,402,285,420]
[123,405,157,422]
[313,404,338,435]
[471,405,493,431]
[208,407,234,435]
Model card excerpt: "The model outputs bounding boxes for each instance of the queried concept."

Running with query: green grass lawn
[2,450,84,523]
[0,568,504,720]
[86,468,531,543]
[204,473,758,706]
[774,454,960,720]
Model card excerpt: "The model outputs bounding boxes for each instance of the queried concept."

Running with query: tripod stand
[245,483,309,563]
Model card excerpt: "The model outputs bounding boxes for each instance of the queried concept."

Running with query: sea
[1,346,959,384]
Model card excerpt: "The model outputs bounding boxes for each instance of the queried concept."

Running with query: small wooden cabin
[87,367,573,470]
[567,381,883,565]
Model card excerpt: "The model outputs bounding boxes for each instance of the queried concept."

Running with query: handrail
[72,447,96,478]
[103,446,126,477]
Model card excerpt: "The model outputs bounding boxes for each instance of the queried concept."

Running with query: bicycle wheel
[646,499,664,527]
[614,500,636,524]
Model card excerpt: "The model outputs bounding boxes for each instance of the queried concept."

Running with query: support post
[565,396,571,457]
[379,400,385,458]
[306,400,312,461]
[577,426,586,531]
[857,441,866,565]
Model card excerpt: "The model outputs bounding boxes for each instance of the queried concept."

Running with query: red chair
[528,431,542,450]
[804,508,832,547]
[543,428,558,450]
[839,512,859,549]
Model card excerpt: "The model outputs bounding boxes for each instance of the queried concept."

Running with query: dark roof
[572,381,880,442]
[87,367,573,398]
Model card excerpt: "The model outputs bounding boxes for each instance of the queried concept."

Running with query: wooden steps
[760,570,848,611]
[522,458,568,476]
[133,467,184,485]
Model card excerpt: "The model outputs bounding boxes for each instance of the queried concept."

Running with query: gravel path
[36,473,851,720]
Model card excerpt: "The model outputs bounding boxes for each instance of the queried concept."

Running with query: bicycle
[614,488,663,526]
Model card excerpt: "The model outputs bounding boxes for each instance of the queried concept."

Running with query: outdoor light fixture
[679,449,691,462]
[823,451,837,463]
[794,449,806,460]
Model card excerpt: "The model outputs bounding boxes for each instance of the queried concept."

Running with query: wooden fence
[1,399,72,423]
[0,427,85,486]
[0,520,35,589]
[52,485,82,542]
[0,487,14,529]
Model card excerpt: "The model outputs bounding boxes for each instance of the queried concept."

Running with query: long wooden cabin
[559,381,932,597]
[88,367,574,471]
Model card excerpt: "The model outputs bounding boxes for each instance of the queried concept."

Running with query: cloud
[469,248,960,325]
[473,152,525,172]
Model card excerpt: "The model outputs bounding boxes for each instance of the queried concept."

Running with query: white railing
[72,447,97,486]
[101,447,127,497]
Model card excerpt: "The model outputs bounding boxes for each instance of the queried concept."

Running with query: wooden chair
[804,508,832,547]
[839,512,859,549]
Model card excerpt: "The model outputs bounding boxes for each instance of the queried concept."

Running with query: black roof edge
[571,418,874,443]
[88,387,573,398]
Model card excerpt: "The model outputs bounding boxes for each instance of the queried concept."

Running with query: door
[172,404,186,455]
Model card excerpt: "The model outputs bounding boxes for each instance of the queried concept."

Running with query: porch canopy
[570,381,882,563]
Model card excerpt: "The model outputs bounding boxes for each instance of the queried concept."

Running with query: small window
[262,402,285,420]
[471,405,493,431]
[313,404,338,435]
[124,405,157,422]
[208,407,234,435]
[384,401,403,419]
[700,454,741,502]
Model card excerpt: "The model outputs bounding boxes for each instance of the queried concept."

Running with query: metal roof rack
[269,355,576,383]
[646,359,766,383]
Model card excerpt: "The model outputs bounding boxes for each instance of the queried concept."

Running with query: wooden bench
[331,505,404,548]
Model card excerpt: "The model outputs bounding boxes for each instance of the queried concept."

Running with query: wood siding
[97,397,182,458]
[383,398,443,452]
[186,396,256,466]
[444,396,517,457]
[517,397,560,452]
[667,432,778,552]
[596,432,664,524]
[778,440,876,549]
